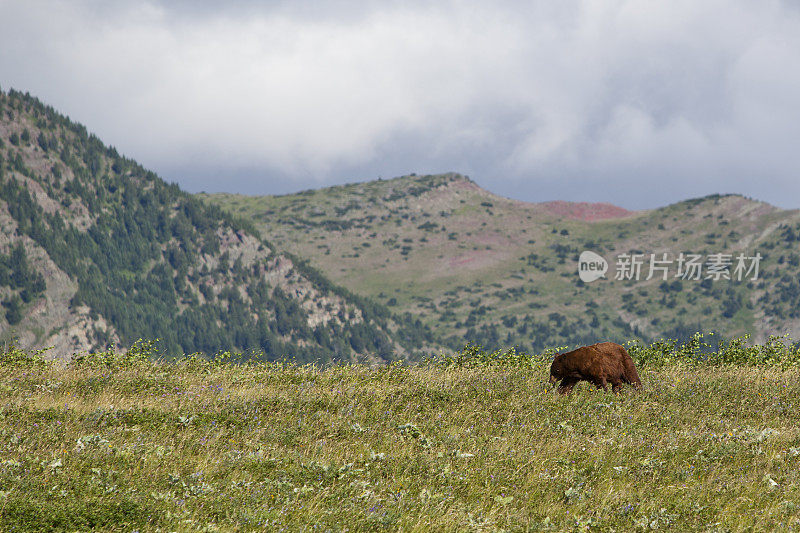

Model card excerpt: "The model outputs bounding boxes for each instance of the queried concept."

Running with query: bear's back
[561,345,624,379]
[590,342,641,387]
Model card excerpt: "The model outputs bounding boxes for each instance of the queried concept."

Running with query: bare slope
[202,173,800,351]
[0,89,435,361]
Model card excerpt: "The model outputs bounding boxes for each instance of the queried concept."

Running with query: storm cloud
[1,1,799,208]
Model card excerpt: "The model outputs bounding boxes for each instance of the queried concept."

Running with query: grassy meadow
[1,336,800,531]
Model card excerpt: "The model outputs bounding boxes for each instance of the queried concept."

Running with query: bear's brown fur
[549,342,641,394]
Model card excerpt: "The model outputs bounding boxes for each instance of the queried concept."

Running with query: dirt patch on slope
[539,201,635,221]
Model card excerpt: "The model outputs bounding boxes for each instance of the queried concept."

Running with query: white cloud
[1,0,799,207]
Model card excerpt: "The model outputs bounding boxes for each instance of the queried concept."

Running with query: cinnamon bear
[549,342,641,394]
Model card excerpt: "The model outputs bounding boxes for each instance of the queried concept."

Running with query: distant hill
[0,88,436,361]
[202,173,800,352]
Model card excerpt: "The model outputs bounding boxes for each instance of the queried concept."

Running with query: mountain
[201,173,800,352]
[0,88,436,361]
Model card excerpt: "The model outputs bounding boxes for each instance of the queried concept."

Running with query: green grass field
[1,338,799,531]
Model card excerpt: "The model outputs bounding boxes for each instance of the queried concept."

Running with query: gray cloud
[1,0,799,208]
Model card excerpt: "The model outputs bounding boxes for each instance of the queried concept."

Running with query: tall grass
[434,333,800,370]
[0,336,798,531]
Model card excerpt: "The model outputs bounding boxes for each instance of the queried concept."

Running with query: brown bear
[549,342,642,394]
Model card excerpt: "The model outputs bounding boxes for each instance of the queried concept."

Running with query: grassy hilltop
[1,337,799,531]
[201,173,800,353]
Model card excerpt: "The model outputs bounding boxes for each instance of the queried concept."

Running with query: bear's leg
[611,380,623,394]
[594,377,608,391]
[557,378,578,394]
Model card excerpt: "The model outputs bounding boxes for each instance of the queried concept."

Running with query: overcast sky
[1,1,800,209]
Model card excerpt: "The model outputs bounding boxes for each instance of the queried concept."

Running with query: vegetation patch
[0,336,798,531]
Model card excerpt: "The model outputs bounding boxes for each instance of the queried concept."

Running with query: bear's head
[549,353,565,385]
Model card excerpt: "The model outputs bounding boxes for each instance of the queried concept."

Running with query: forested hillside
[0,88,435,361]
